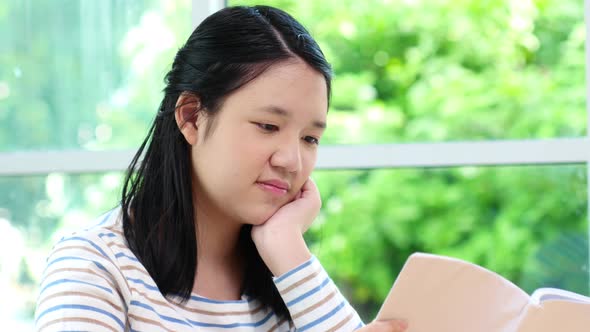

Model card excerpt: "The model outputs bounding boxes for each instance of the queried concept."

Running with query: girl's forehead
[224,61,328,114]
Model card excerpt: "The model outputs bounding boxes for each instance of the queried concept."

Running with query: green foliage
[233,0,585,143]
[311,166,586,319]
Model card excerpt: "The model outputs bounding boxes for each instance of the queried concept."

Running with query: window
[0,0,190,328]
[1,0,588,326]
[310,166,587,318]
[231,0,586,143]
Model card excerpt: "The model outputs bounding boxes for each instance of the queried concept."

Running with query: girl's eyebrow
[258,106,327,129]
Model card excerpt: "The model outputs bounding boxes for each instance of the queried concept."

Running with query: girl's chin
[242,206,281,226]
[245,219,267,227]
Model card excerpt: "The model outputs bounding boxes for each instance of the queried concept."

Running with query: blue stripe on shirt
[126,277,160,292]
[128,278,257,306]
[189,294,254,304]
[61,237,109,258]
[298,300,346,331]
[35,304,124,329]
[286,277,330,306]
[187,311,274,328]
[39,278,113,297]
[130,292,272,329]
[96,210,114,226]
[44,256,108,274]
[115,252,139,262]
[126,278,257,306]
[130,300,192,327]
[274,256,315,284]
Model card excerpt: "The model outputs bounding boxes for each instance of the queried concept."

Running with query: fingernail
[397,320,408,330]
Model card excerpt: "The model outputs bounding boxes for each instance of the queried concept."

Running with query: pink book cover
[376,253,590,332]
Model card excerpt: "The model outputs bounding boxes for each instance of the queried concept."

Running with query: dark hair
[120,5,332,320]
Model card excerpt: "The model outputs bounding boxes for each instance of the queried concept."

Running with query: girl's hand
[251,177,321,276]
[253,177,321,235]
[357,320,409,332]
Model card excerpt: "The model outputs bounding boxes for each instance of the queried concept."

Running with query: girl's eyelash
[255,123,278,132]
[253,122,319,145]
[304,136,320,145]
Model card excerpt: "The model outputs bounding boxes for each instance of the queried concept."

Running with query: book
[376,252,590,332]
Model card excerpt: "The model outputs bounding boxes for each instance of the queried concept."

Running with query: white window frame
[1,138,588,175]
[0,0,588,286]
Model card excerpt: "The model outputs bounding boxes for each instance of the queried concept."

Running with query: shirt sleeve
[34,232,128,332]
[273,256,365,331]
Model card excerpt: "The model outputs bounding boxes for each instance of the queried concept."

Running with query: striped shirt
[35,208,364,331]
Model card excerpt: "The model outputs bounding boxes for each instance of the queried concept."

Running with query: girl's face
[188,60,328,225]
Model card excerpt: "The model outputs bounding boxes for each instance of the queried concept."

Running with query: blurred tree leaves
[233,0,585,144]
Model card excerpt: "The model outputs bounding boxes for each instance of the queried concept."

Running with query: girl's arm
[35,232,127,331]
[252,178,407,331]
[251,177,320,276]
[272,255,365,331]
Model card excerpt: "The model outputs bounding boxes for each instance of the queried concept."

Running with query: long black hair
[120,5,332,319]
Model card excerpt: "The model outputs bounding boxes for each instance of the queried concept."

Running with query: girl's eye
[304,136,320,145]
[256,123,279,132]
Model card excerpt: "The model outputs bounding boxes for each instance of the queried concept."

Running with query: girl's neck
[193,201,246,301]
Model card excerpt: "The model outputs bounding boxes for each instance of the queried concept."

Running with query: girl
[35,5,408,331]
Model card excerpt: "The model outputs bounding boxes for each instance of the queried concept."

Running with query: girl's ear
[174,93,201,145]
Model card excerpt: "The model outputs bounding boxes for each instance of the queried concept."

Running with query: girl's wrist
[252,227,311,276]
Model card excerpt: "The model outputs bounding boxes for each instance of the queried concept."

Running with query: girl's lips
[256,182,288,196]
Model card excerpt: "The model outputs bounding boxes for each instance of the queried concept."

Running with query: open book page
[376,253,531,332]
[516,299,590,332]
[530,287,590,304]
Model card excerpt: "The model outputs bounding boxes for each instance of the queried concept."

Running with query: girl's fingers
[359,320,408,332]
[299,177,317,197]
